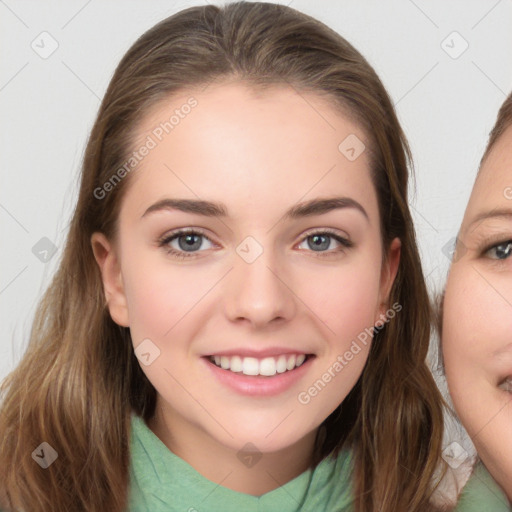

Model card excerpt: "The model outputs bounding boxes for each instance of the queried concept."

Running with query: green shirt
[128,414,511,511]
[454,461,511,512]
[128,414,354,511]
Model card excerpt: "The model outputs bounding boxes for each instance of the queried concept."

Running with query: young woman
[0,2,505,511]
[442,91,512,504]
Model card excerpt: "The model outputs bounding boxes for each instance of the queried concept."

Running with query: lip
[496,366,512,385]
[205,347,311,358]
[498,375,512,394]
[202,354,315,396]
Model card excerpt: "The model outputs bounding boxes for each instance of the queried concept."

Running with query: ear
[376,237,401,319]
[91,232,130,327]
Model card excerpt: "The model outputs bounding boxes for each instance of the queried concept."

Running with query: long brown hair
[0,3,447,511]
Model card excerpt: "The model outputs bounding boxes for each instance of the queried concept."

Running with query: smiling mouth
[498,377,512,394]
[207,353,312,377]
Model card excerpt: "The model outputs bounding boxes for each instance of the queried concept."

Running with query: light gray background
[1,0,512,382]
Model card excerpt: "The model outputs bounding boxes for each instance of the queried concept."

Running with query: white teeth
[276,355,287,373]
[259,357,277,376]
[242,357,259,376]
[230,355,243,373]
[210,353,308,376]
[286,354,296,371]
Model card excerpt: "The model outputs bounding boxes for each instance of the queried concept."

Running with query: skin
[442,125,512,502]
[92,81,400,495]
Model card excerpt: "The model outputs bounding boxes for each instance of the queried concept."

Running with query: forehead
[120,81,378,221]
[466,126,512,214]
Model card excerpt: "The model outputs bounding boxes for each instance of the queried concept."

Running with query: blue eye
[158,229,214,259]
[485,241,512,260]
[158,228,352,260]
[297,231,352,254]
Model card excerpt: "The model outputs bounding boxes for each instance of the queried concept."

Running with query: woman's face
[93,81,399,459]
[443,126,512,500]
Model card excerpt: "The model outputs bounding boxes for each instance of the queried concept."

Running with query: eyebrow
[141,196,369,221]
[468,209,512,228]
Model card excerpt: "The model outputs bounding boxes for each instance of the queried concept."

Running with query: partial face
[443,126,512,500]
[93,81,399,458]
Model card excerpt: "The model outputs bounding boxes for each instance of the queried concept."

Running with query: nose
[223,245,297,329]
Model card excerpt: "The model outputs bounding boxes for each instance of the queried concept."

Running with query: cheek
[292,242,384,332]
[443,264,512,437]
[318,268,381,339]
[443,266,511,378]
[448,268,512,496]
[295,251,384,385]
[443,271,482,378]
[442,268,483,428]
[122,251,213,345]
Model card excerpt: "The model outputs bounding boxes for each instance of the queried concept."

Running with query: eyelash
[157,227,353,260]
[482,238,512,261]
